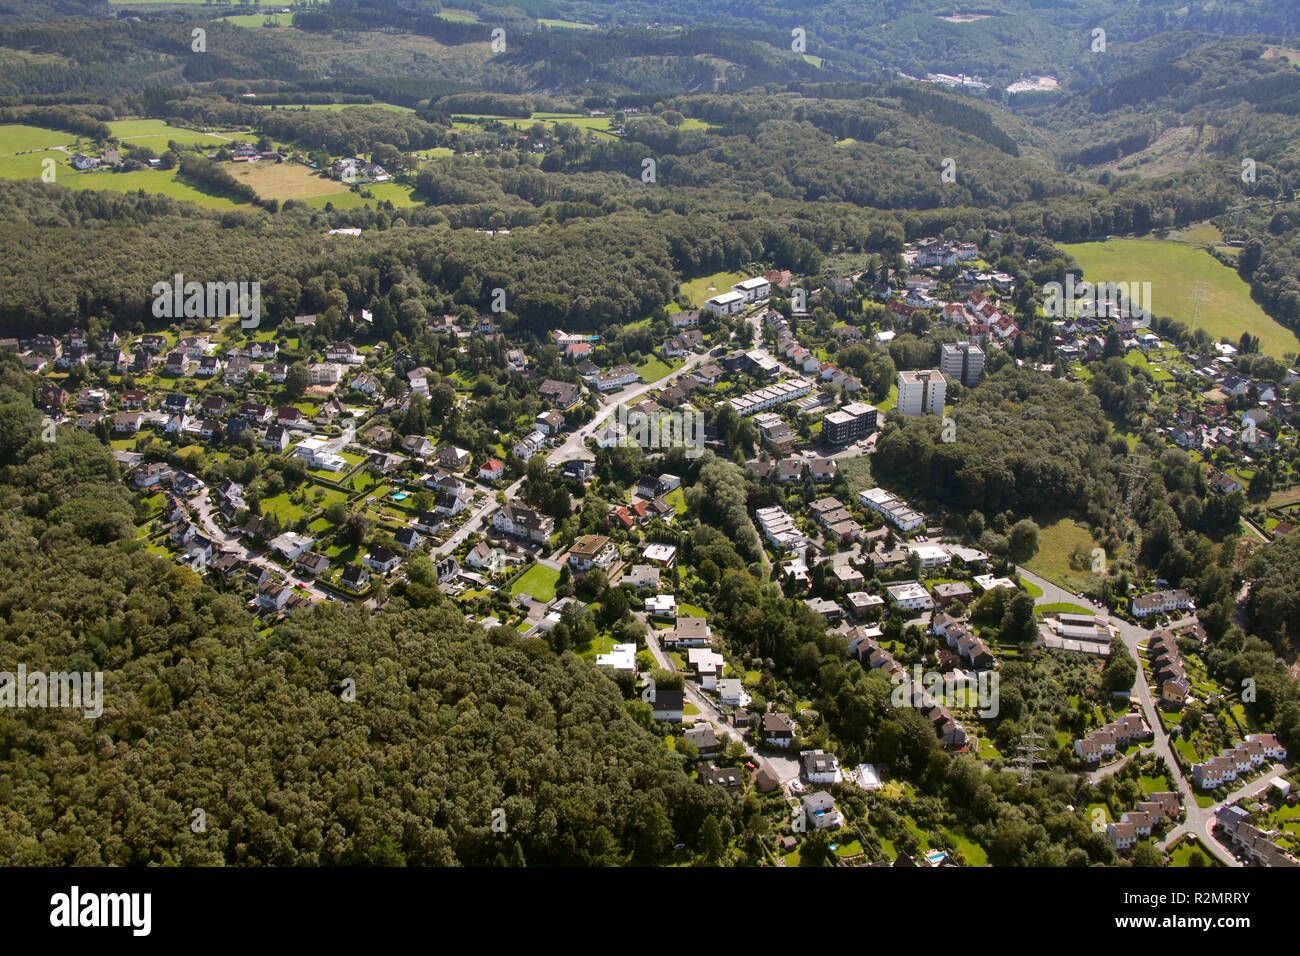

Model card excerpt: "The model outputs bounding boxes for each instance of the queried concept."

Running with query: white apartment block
[896,369,947,416]
[704,290,746,316]
[755,505,808,551]
[729,378,814,417]
[732,276,772,303]
[885,580,934,611]
[859,487,925,531]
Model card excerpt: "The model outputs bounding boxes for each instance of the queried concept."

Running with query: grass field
[538,18,597,30]
[227,162,422,209]
[252,102,416,115]
[1060,238,1300,358]
[303,180,421,209]
[108,119,237,148]
[0,123,74,152]
[635,354,683,383]
[221,13,294,27]
[1022,517,1103,593]
[0,138,249,209]
[511,563,560,602]
[230,161,353,201]
[677,271,745,308]
[67,168,243,209]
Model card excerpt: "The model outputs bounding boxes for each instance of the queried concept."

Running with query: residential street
[644,615,801,789]
[1014,566,1278,867]
[192,492,334,603]
[550,351,712,464]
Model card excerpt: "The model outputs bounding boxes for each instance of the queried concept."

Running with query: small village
[11,233,1299,868]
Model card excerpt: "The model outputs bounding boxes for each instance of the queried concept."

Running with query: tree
[999,591,1038,646]
[1102,639,1137,693]
[1008,519,1041,562]
[700,816,724,863]
[402,392,428,437]
[283,362,310,398]
[800,828,832,867]
[428,382,456,420]
[343,511,370,547]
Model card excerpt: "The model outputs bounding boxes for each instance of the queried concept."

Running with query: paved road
[643,613,800,788]
[1087,746,1154,784]
[191,493,335,603]
[433,476,524,558]
[1159,764,1289,866]
[550,351,712,464]
[1016,566,1241,866]
[433,354,708,558]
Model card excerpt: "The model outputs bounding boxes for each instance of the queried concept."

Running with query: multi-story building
[821,401,878,444]
[728,378,814,417]
[939,342,985,388]
[896,369,947,416]
[568,534,617,571]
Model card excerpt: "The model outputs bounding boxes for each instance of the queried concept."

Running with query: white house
[732,276,771,303]
[703,290,746,317]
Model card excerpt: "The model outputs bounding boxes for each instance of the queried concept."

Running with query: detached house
[493,501,554,543]
[762,712,798,748]
[567,534,617,572]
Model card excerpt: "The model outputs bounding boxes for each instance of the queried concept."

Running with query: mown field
[0,123,74,152]
[1060,237,1300,358]
[221,13,295,27]
[0,145,245,209]
[676,270,746,308]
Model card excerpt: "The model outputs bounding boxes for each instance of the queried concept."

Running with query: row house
[1132,589,1194,619]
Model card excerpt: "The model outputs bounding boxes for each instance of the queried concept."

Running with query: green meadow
[1060,237,1300,358]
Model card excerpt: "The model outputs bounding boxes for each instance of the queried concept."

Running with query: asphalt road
[1014,566,1285,867]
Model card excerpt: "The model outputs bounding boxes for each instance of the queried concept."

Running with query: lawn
[1169,836,1220,867]
[945,827,987,866]
[259,492,310,525]
[1060,238,1300,358]
[677,271,746,308]
[1173,736,1200,766]
[636,354,682,383]
[510,563,560,602]
[1036,602,1095,616]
